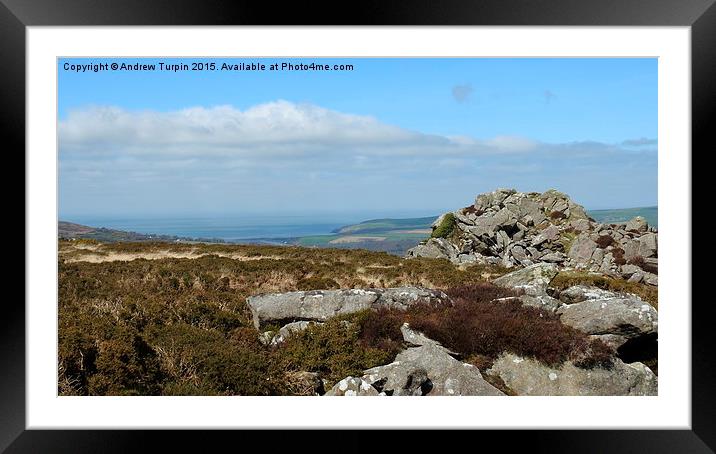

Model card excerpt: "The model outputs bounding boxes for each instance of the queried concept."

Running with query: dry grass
[550,270,658,308]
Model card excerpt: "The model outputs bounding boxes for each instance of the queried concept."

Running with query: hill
[58,220,225,244]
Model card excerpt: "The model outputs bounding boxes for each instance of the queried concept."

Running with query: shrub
[431,213,456,239]
[57,240,513,395]
[353,308,404,353]
[338,283,616,370]
[549,211,567,220]
[148,323,285,396]
[406,296,612,368]
[596,235,617,248]
[612,247,627,266]
[296,276,340,290]
[273,318,397,388]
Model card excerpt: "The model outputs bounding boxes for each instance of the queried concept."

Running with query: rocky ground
[406,188,657,285]
[58,189,659,397]
[247,189,658,396]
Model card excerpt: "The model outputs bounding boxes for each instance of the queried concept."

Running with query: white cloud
[59,101,549,160]
[58,101,657,217]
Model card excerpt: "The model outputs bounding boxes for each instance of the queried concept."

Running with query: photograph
[57,56,659,397]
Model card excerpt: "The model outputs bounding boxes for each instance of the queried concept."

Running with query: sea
[67,214,372,242]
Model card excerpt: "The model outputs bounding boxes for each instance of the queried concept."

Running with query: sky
[58,57,657,219]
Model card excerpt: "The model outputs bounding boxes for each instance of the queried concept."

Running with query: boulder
[531,225,560,246]
[247,287,450,328]
[569,218,592,232]
[623,237,656,260]
[488,353,657,396]
[619,264,642,277]
[643,272,658,286]
[492,262,558,295]
[557,296,658,339]
[362,343,504,396]
[625,216,649,232]
[518,294,562,312]
[567,234,598,264]
[331,324,504,396]
[405,237,459,261]
[640,234,658,252]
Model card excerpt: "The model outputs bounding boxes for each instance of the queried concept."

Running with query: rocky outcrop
[361,343,504,396]
[488,353,657,396]
[406,189,658,285]
[327,324,505,396]
[247,287,449,328]
[488,263,658,347]
[557,295,658,346]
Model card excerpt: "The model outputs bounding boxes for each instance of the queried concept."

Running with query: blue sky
[58,57,657,219]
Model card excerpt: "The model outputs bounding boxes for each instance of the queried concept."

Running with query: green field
[332,216,438,235]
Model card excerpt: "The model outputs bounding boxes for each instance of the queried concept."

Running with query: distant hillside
[332,206,658,238]
[58,221,225,244]
[332,216,438,235]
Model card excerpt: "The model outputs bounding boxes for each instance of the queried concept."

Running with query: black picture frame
[4,0,712,451]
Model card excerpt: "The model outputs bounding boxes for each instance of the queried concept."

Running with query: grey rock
[590,334,629,350]
[639,233,658,253]
[599,253,615,273]
[623,238,656,261]
[540,252,566,263]
[643,272,658,286]
[452,210,474,226]
[531,225,560,246]
[620,264,642,276]
[493,262,559,295]
[488,353,657,396]
[268,321,319,346]
[475,188,516,211]
[519,294,562,312]
[557,296,658,338]
[247,287,450,328]
[511,245,527,263]
[625,216,649,232]
[406,237,459,261]
[628,272,645,283]
[558,285,622,304]
[570,218,592,232]
[362,344,504,396]
[568,234,598,264]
